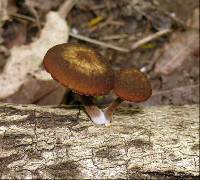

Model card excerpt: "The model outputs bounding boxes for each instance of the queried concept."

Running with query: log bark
[0,103,199,179]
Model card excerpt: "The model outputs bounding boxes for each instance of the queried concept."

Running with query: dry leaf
[0,11,69,103]
[154,9,199,75]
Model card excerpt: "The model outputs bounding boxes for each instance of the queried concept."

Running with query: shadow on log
[0,103,199,179]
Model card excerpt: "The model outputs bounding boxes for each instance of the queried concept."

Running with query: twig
[152,1,187,29]
[102,34,128,40]
[69,32,130,53]
[27,5,41,29]
[90,4,106,11]
[11,0,77,25]
[88,17,124,33]
[131,29,172,50]
[58,0,78,19]
[24,0,41,29]
[159,9,186,29]
[10,13,36,23]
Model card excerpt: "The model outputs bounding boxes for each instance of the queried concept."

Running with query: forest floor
[0,0,199,106]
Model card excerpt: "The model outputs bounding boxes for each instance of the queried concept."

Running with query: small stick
[69,32,130,53]
[159,9,186,29]
[131,29,172,50]
[25,1,42,29]
[151,1,187,29]
[102,34,128,40]
[58,0,78,19]
[10,13,36,23]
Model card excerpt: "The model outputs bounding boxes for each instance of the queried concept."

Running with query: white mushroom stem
[104,97,123,122]
[80,95,110,125]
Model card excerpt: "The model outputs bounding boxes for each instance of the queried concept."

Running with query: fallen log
[0,103,199,179]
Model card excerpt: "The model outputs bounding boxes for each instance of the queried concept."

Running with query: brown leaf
[0,12,69,103]
[154,9,199,75]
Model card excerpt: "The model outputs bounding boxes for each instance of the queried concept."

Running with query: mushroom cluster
[43,43,152,125]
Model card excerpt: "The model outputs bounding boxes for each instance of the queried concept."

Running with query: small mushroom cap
[43,43,114,96]
[114,67,152,102]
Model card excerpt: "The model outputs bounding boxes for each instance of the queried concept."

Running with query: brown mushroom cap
[114,67,152,102]
[43,43,114,96]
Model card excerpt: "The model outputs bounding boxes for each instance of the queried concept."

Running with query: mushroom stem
[80,95,110,125]
[104,97,123,121]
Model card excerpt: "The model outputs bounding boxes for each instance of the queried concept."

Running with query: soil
[0,0,199,106]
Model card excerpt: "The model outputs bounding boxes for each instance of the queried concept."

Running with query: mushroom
[43,43,114,125]
[104,67,152,121]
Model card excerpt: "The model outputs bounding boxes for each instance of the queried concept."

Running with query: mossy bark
[0,103,199,179]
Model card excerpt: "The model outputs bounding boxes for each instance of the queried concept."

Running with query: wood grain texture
[0,103,199,179]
